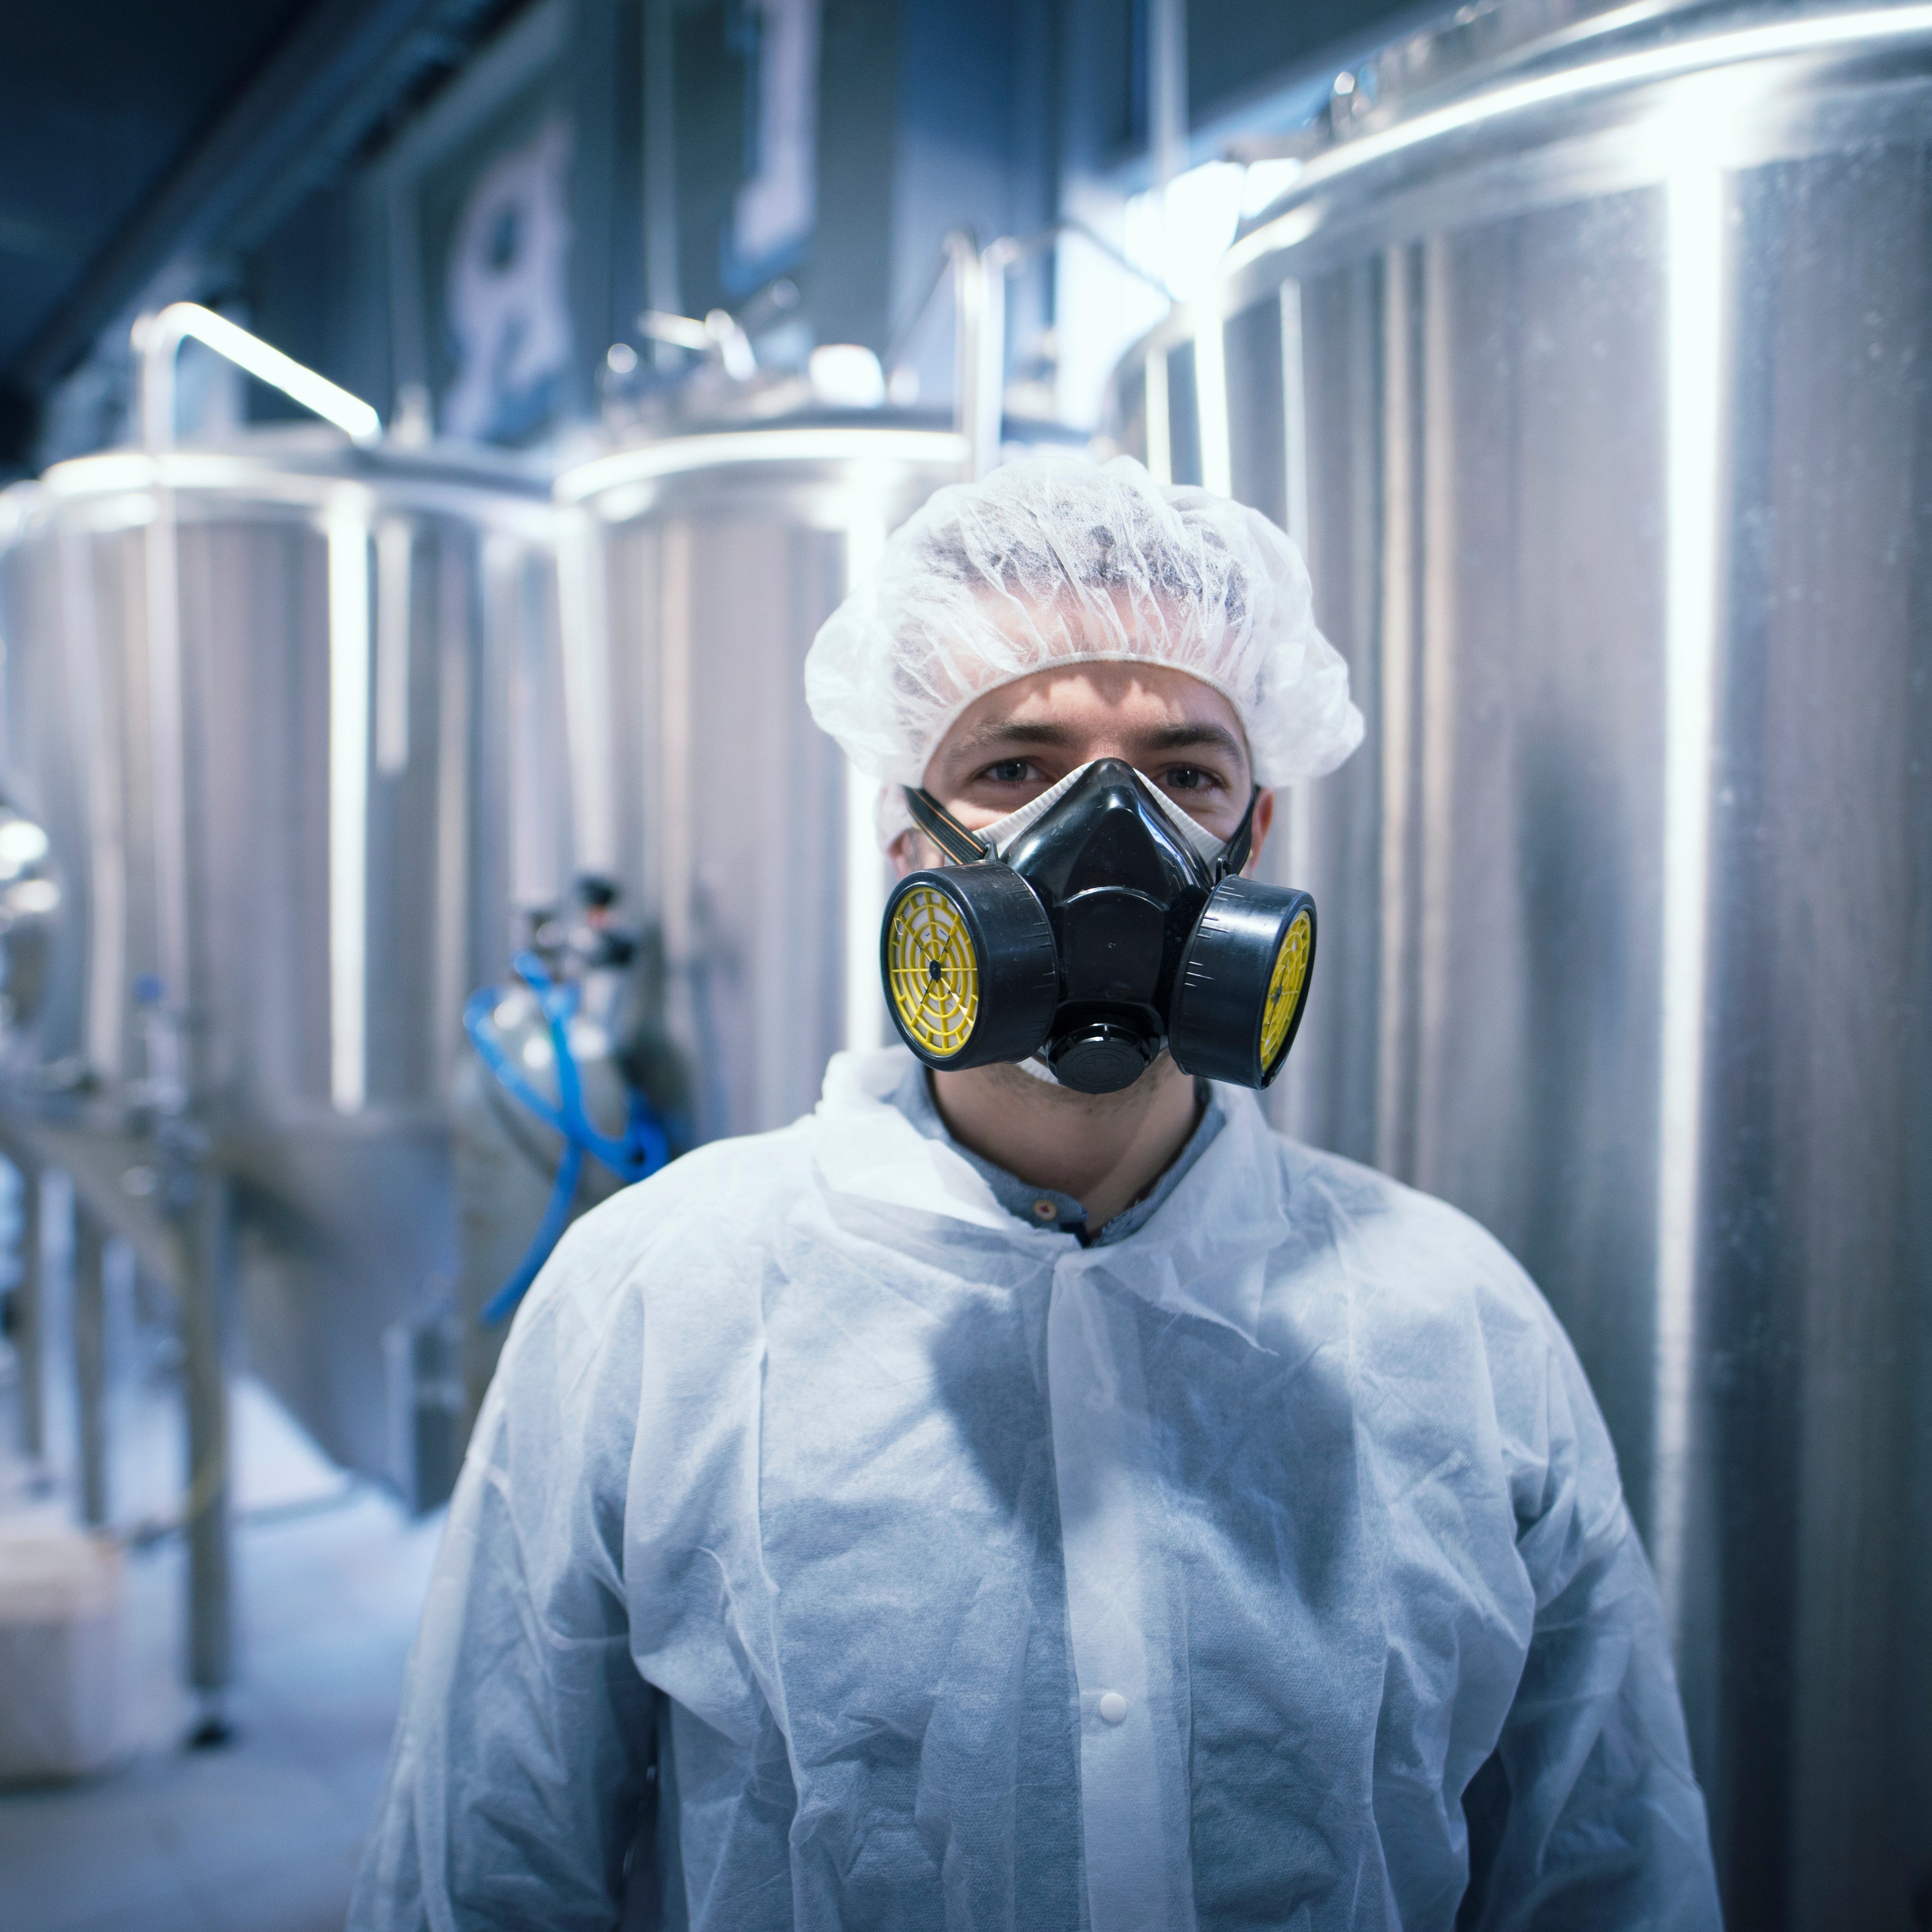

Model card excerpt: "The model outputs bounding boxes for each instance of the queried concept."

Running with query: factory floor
[0,1379,444,1932]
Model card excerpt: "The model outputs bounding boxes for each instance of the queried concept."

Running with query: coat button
[1098,1691,1128,1725]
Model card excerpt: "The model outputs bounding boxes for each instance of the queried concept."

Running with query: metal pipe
[883,245,958,378]
[178,1166,234,1712]
[891,224,1162,476]
[944,231,985,470]
[71,1208,108,1527]
[133,302,381,452]
[881,231,990,461]
[635,308,756,381]
[327,505,372,1116]
[636,310,713,354]
[13,1161,44,1464]
[1149,0,1188,191]
[142,479,191,1085]
[642,0,682,371]
[973,239,1017,480]
[961,221,1175,480]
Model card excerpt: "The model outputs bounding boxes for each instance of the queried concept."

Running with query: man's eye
[982,760,1035,784]
[1164,766,1217,792]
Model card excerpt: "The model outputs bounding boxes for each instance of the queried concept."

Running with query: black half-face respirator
[880,758,1316,1094]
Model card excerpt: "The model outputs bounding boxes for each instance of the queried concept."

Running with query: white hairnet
[803,456,1363,845]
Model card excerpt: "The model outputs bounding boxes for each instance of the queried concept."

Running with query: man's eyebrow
[950,715,1249,766]
[952,718,1078,753]
[1135,721,1246,761]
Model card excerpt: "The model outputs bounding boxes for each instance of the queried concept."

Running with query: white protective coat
[352,1047,1719,1931]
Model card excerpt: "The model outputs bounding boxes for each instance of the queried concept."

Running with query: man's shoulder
[574,1116,822,1261]
[1268,1135,1558,1348]
[517,1115,823,1326]
[1265,1136,1623,1525]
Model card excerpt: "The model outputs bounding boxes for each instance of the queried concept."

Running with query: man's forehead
[936,664,1253,777]
[950,708,1245,758]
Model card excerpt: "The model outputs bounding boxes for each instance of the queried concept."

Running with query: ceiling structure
[0,0,519,465]
[0,0,313,380]
[0,0,1435,471]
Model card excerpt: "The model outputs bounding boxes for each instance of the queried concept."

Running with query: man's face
[893,660,1273,874]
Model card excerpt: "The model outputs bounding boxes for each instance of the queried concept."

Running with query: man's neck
[929,1055,1202,1230]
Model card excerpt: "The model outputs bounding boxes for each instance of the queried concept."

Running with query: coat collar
[810,1048,1290,1345]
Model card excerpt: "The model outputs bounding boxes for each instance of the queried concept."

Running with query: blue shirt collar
[886,1059,1227,1247]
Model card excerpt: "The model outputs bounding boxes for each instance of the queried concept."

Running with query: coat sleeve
[1460,1313,1723,1932]
[348,1218,659,1932]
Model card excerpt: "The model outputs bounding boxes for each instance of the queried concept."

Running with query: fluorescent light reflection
[1226,5,1932,281]
[557,510,617,873]
[328,508,372,1113]
[1653,161,1726,1646]
[155,305,381,445]
[1145,352,1172,485]
[374,520,412,775]
[843,517,891,1053]
[1241,158,1304,220]
[1124,160,1245,301]
[1195,320,1232,497]
[555,429,967,506]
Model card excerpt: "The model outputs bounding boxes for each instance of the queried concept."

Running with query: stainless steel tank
[554,421,967,1139]
[0,428,561,1483]
[1110,3,1932,1921]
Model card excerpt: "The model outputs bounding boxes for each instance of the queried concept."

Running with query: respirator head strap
[1218,785,1263,879]
[905,786,991,865]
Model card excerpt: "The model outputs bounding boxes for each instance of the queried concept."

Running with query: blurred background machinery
[554,415,966,1136]
[1110,3,1932,1921]
[450,874,683,1448]
[0,306,569,1712]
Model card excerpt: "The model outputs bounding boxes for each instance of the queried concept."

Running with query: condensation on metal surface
[1110,6,1932,1924]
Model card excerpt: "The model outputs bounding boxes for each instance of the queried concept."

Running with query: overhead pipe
[134,302,381,451]
[635,307,758,382]
[886,224,1174,481]
[642,0,682,371]
[1150,0,1189,192]
[945,233,1001,479]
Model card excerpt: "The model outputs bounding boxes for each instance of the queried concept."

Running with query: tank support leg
[72,1206,109,1527]
[13,1161,45,1466]
[179,1167,235,1739]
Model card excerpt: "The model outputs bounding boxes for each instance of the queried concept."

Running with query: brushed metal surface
[1112,6,1932,1923]
[557,424,966,1140]
[0,433,560,1480]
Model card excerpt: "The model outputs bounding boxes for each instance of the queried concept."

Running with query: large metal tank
[554,421,967,1139]
[1111,3,1932,1923]
[0,427,562,1483]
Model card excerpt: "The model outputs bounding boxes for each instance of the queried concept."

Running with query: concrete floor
[0,1381,444,1932]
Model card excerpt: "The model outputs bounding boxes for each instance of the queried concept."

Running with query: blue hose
[467,951,670,1324]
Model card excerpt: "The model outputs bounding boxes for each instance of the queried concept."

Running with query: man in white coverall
[351,459,1721,1930]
